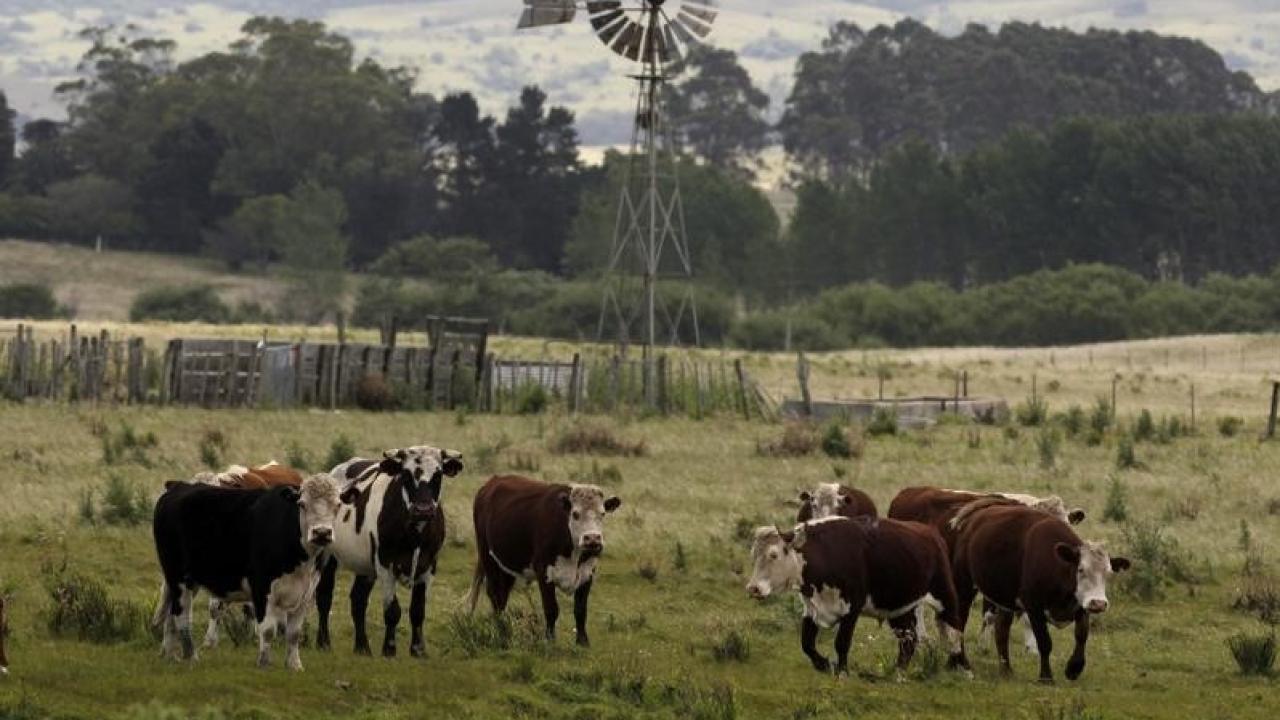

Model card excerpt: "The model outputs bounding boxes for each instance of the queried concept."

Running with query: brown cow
[0,595,8,677]
[467,475,621,646]
[200,462,305,490]
[796,483,877,523]
[747,517,969,676]
[951,501,1130,683]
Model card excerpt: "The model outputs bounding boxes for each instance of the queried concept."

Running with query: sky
[2,0,1279,148]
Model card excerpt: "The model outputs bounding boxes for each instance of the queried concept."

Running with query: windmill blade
[676,10,712,38]
[590,8,624,32]
[611,20,644,61]
[642,21,665,64]
[679,4,717,25]
[660,23,681,62]
[516,0,577,28]
[668,14,697,46]
[586,0,621,14]
[597,14,627,45]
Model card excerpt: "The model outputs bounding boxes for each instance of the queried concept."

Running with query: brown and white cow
[950,501,1130,682]
[200,462,306,490]
[467,475,621,647]
[0,595,8,677]
[746,517,969,676]
[796,483,878,523]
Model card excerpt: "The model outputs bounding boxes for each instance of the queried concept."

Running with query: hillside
[0,239,294,321]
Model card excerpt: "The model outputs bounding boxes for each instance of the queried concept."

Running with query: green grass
[1,394,1280,718]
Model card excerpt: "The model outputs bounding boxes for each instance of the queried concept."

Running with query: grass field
[2,350,1280,718]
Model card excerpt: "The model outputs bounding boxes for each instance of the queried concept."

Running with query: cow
[887,485,1087,648]
[0,595,8,677]
[186,461,308,649]
[796,483,877,523]
[950,500,1130,683]
[466,475,622,647]
[315,445,464,658]
[746,517,969,676]
[152,473,341,670]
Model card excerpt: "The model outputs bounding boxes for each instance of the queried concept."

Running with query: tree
[15,120,77,194]
[0,91,14,186]
[45,174,138,245]
[666,46,771,177]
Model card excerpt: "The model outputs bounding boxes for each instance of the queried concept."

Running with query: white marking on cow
[804,585,852,628]
[860,595,923,622]
[1074,542,1115,613]
[746,526,807,599]
[489,549,537,582]
[808,483,846,520]
[546,553,598,594]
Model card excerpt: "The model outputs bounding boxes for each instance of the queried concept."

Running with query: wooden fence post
[1189,383,1196,432]
[962,369,969,398]
[1268,382,1279,440]
[1111,375,1118,420]
[797,352,812,418]
[734,359,750,421]
[657,356,669,415]
[568,353,581,415]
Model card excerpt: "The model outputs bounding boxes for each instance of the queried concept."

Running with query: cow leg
[537,579,560,642]
[203,598,224,649]
[1065,609,1089,681]
[487,567,515,614]
[379,569,401,658]
[315,556,338,651]
[800,616,830,673]
[1023,615,1040,654]
[159,581,181,659]
[350,574,375,655]
[284,606,307,672]
[1027,610,1055,683]
[832,614,858,676]
[889,613,918,673]
[573,578,593,647]
[176,586,198,661]
[993,610,1014,676]
[409,570,433,658]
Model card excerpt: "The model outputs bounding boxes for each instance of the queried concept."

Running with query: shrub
[0,282,64,319]
[1218,416,1245,438]
[514,383,549,415]
[324,434,357,471]
[1015,396,1048,427]
[198,429,227,470]
[354,373,396,411]
[42,561,146,643]
[820,422,861,459]
[1234,576,1280,625]
[636,560,659,583]
[1121,520,1196,600]
[1057,405,1085,437]
[98,474,150,526]
[1228,631,1276,676]
[285,441,313,472]
[710,629,750,663]
[757,422,818,457]
[1103,476,1128,522]
[1134,409,1156,442]
[1089,397,1113,436]
[867,406,897,437]
[129,285,230,323]
[1115,434,1142,470]
[551,424,646,457]
[100,423,158,467]
[1036,428,1061,470]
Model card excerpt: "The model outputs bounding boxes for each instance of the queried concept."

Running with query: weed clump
[1036,428,1061,470]
[198,429,228,470]
[1228,631,1276,676]
[710,629,750,663]
[1015,395,1048,427]
[757,422,818,457]
[1103,476,1128,523]
[323,434,357,470]
[81,475,150,527]
[285,440,313,472]
[1218,416,1245,437]
[42,562,147,643]
[551,423,646,457]
[514,383,549,415]
[820,422,860,459]
[867,407,897,437]
[101,423,158,467]
[1115,434,1143,470]
[1121,520,1196,600]
[355,373,396,411]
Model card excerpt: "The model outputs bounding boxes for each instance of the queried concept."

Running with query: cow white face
[294,474,341,549]
[808,483,848,520]
[746,526,806,599]
[1056,541,1130,613]
[562,484,621,558]
[380,445,465,519]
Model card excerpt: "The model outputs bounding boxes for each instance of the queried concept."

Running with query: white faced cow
[316,445,463,657]
[467,475,622,646]
[152,473,341,670]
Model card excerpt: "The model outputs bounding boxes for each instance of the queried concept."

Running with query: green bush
[1115,434,1142,470]
[1103,476,1128,522]
[42,562,147,643]
[514,383,549,415]
[1121,520,1197,601]
[1036,428,1061,470]
[1218,416,1245,438]
[0,282,64,319]
[710,629,751,663]
[1228,631,1276,676]
[867,407,898,437]
[1015,395,1048,427]
[324,435,357,471]
[1134,409,1156,442]
[820,422,856,459]
[129,285,230,323]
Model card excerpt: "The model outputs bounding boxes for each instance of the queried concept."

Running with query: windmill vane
[517,0,719,64]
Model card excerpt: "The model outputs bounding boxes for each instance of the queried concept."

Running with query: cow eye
[572,510,581,520]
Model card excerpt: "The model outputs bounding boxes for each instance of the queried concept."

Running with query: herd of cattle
[0,443,1129,687]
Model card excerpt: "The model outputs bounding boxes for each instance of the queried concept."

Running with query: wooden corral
[2,323,148,403]
[780,396,1009,428]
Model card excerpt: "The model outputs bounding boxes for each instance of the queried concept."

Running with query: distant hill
[781,19,1279,177]
[0,239,289,321]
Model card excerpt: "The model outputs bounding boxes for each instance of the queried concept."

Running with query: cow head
[378,445,465,521]
[289,474,341,550]
[746,525,806,599]
[1055,540,1131,614]
[0,595,8,677]
[799,483,849,522]
[561,484,621,559]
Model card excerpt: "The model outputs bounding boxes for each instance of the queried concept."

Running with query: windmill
[517,0,718,401]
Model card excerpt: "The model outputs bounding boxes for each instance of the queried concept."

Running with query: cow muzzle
[1085,598,1108,614]
[309,527,334,546]
[410,501,437,521]
[747,582,769,600]
[579,534,604,558]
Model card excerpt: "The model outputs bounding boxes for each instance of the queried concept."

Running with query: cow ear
[841,495,854,506]
[378,457,401,475]
[560,493,572,512]
[789,525,807,550]
[1110,556,1132,573]
[604,496,622,513]
[798,491,811,503]
[1068,509,1087,524]
[1054,542,1080,564]
[442,456,464,477]
[282,486,301,504]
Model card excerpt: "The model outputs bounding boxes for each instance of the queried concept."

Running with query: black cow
[152,474,340,670]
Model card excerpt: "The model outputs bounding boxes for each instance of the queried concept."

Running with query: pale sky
[2,1,1278,148]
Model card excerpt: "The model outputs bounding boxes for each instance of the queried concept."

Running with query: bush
[710,629,750,663]
[820,422,860,459]
[1115,434,1142,470]
[198,429,227,470]
[867,406,897,436]
[1234,576,1280,626]
[1218,416,1245,437]
[1228,631,1276,676]
[1015,395,1048,427]
[1103,476,1128,522]
[1121,520,1196,600]
[757,422,818,457]
[1134,409,1156,442]
[1057,405,1085,437]
[0,282,64,319]
[514,383,549,415]
[97,475,150,526]
[324,435,357,471]
[1036,428,1061,470]
[129,285,230,323]
[354,373,396,411]
[285,441,313,472]
[42,561,146,643]
[551,423,646,457]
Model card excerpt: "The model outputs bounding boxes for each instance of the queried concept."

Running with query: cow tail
[465,561,484,615]
[150,580,169,628]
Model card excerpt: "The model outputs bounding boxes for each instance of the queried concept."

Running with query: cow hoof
[1038,676,1055,686]
[575,636,591,649]
[287,660,304,672]
[257,655,270,669]
[833,663,849,678]
[382,645,397,658]
[1065,659,1085,681]
[810,657,831,674]
[354,643,372,656]
[946,654,971,671]
[410,644,425,659]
